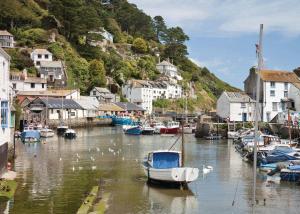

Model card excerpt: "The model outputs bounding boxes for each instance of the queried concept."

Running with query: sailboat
[40,95,54,138]
[142,123,199,184]
[64,110,76,139]
[179,95,196,134]
[57,96,68,135]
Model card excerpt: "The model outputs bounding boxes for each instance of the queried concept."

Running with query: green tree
[88,60,106,89]
[132,37,148,53]
[153,16,167,42]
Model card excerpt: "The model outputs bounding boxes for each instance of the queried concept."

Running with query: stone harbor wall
[47,118,112,128]
[0,142,8,177]
[195,122,227,138]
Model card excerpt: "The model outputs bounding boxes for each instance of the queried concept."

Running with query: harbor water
[1,127,300,214]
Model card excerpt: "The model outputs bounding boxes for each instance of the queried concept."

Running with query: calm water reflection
[1,127,300,213]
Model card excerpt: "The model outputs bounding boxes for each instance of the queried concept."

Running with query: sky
[128,0,300,89]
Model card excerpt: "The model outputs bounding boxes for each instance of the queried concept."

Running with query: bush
[132,37,148,53]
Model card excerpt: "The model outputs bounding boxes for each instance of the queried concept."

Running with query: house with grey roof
[39,61,67,88]
[89,87,116,103]
[75,96,99,117]
[217,91,255,122]
[0,30,14,48]
[156,60,182,81]
[24,97,84,124]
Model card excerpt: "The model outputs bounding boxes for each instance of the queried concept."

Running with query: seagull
[72,166,75,171]
[122,157,125,161]
[113,152,116,156]
[76,158,79,162]
[206,166,213,170]
[91,156,95,161]
[59,157,62,161]
[92,166,97,170]
[101,152,104,156]
[78,166,83,170]
[203,165,212,174]
[135,159,138,162]
[96,147,100,152]
[88,148,91,152]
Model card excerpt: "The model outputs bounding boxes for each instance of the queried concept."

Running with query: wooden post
[288,108,291,143]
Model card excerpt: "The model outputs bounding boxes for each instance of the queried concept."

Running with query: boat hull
[64,132,76,139]
[40,130,54,138]
[125,126,142,135]
[57,127,68,135]
[280,169,300,182]
[143,164,199,183]
[142,129,154,135]
[160,128,179,135]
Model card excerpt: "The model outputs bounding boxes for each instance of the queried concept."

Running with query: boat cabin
[147,151,182,169]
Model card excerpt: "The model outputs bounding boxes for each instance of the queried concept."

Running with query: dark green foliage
[132,38,148,53]
[153,16,167,42]
[5,49,33,71]
[88,59,106,90]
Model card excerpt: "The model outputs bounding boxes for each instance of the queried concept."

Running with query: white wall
[289,84,300,111]
[217,93,230,119]
[48,109,84,120]
[263,81,289,122]
[11,81,47,91]
[0,50,11,145]
[31,52,53,67]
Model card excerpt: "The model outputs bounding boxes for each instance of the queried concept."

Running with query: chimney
[293,67,300,77]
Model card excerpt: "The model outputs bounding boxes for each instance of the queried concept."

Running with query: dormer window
[38,54,42,59]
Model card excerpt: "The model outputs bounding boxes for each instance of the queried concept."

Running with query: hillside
[0,0,239,111]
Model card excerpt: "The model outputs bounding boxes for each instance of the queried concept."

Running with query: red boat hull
[160,127,179,134]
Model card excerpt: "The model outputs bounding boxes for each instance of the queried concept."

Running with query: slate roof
[32,49,52,55]
[224,92,255,103]
[17,89,77,97]
[157,60,175,67]
[0,30,13,36]
[259,70,299,83]
[75,96,99,110]
[114,102,145,111]
[94,87,110,93]
[38,97,83,109]
[40,61,63,68]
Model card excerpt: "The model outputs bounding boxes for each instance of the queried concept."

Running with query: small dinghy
[21,129,41,143]
[142,125,155,135]
[64,129,76,139]
[125,126,142,135]
[57,125,68,135]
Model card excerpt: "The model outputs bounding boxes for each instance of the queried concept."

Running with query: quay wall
[47,118,112,128]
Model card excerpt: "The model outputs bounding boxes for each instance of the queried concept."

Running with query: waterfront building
[89,87,116,103]
[10,70,47,94]
[0,48,11,144]
[114,102,146,115]
[31,48,53,67]
[39,61,67,88]
[217,91,255,122]
[156,60,183,81]
[24,97,84,124]
[75,96,99,118]
[244,69,300,122]
[122,79,182,114]
[122,80,153,114]
[0,30,14,48]
[0,48,10,177]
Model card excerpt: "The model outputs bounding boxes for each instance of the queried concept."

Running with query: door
[242,113,247,122]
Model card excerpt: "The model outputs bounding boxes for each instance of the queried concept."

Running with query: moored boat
[21,129,41,143]
[40,128,54,138]
[142,150,199,184]
[57,125,68,135]
[112,116,133,126]
[152,122,166,134]
[64,129,76,139]
[125,126,142,135]
[142,125,155,135]
[160,121,180,135]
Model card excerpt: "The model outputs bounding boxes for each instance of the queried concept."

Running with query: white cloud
[129,0,300,37]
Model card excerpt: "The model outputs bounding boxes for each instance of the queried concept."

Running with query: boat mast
[252,24,264,209]
[181,121,185,167]
[185,92,188,124]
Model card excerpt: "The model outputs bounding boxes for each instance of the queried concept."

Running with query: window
[38,54,42,59]
[12,83,16,89]
[284,82,288,90]
[42,83,45,88]
[284,91,288,98]
[272,102,278,111]
[36,61,40,66]
[1,101,9,128]
[270,81,275,88]
[270,90,275,96]
[281,102,286,111]
[45,54,49,59]
[31,83,35,88]
[93,91,96,96]
[241,103,246,108]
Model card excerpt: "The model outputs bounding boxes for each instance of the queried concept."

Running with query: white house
[75,96,99,118]
[0,30,14,48]
[10,70,47,93]
[39,61,66,88]
[122,80,153,114]
[156,60,183,81]
[0,48,11,145]
[31,49,53,67]
[89,87,115,103]
[244,69,300,122]
[217,91,255,122]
